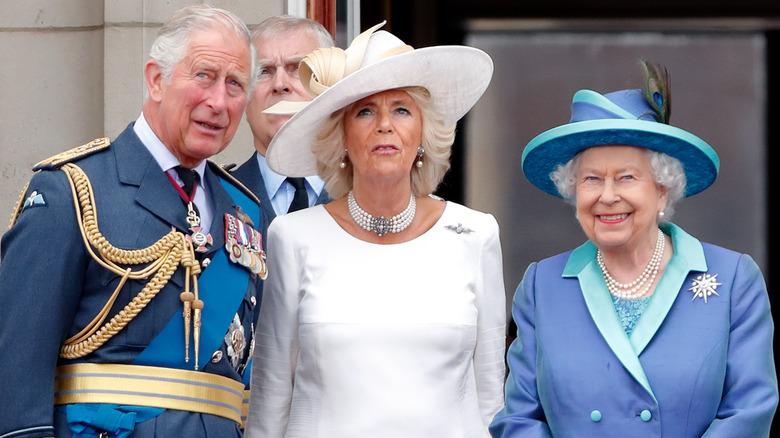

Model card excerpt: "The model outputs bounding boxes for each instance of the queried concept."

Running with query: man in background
[232,16,334,219]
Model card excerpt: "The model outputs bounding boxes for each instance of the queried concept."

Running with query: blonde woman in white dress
[244,22,506,438]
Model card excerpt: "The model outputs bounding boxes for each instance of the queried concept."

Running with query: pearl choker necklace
[347,191,416,237]
[597,229,665,300]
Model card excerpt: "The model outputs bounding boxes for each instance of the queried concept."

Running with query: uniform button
[640,409,652,422]
[211,350,223,363]
[251,296,257,306]
[201,257,211,268]
[590,410,602,422]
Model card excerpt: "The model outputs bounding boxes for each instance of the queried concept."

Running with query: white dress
[245,202,506,438]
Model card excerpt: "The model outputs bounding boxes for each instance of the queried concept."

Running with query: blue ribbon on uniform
[134,177,261,370]
[62,175,263,437]
[65,404,163,438]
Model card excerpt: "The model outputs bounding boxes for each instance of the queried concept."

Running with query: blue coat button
[640,410,652,421]
[590,410,602,422]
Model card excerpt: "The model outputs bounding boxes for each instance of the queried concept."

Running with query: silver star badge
[689,273,722,303]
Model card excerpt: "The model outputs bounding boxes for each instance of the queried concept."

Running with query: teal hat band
[521,89,720,198]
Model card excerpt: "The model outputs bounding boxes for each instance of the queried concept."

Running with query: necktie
[286,177,308,213]
[173,165,212,256]
[174,166,199,198]
[173,165,200,217]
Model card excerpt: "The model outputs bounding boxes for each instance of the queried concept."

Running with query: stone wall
[0,0,286,224]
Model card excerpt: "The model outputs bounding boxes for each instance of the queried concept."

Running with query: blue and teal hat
[522,88,720,198]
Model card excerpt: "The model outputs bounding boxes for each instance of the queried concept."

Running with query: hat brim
[266,46,493,177]
[522,119,720,198]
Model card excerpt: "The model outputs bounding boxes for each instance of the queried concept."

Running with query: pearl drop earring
[416,145,424,168]
[340,149,348,169]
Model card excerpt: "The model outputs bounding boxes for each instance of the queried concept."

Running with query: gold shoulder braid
[58,162,205,368]
[7,182,30,229]
[8,138,111,229]
[34,137,111,171]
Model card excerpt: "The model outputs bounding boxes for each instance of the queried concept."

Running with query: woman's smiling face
[575,145,668,252]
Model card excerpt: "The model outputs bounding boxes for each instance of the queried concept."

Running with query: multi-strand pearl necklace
[347,191,416,237]
[597,229,665,300]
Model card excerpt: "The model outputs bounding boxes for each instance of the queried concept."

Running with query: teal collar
[562,223,707,401]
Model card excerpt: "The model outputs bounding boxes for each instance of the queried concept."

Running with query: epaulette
[33,137,111,171]
[207,159,262,206]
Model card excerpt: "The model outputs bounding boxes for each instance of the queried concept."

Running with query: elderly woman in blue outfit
[490,62,778,437]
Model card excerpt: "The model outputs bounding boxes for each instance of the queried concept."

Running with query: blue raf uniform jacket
[0,124,270,438]
[490,223,778,438]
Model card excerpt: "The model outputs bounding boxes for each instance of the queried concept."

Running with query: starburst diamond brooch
[689,273,722,303]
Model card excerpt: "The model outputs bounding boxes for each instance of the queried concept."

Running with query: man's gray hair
[149,4,256,91]
[251,15,334,49]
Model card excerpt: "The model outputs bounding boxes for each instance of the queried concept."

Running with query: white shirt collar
[133,113,207,181]
[133,113,213,231]
[256,152,326,198]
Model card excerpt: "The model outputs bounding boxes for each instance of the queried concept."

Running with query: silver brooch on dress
[689,273,722,303]
[444,223,473,234]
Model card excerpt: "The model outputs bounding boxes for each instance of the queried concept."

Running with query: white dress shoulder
[245,202,506,438]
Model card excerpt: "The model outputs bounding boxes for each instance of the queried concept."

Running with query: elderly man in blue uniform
[231,16,333,218]
[0,5,269,438]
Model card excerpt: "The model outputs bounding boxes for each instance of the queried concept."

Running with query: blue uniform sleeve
[701,254,778,437]
[489,262,553,438]
[0,170,87,437]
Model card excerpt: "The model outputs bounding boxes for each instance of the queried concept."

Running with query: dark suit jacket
[231,152,330,221]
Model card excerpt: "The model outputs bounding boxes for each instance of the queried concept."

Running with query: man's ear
[145,60,164,103]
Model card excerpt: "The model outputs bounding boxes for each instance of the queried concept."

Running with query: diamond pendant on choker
[597,229,665,300]
[347,191,416,237]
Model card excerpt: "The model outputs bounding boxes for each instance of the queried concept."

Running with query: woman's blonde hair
[312,87,456,199]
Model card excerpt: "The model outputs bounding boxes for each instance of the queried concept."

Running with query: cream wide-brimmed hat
[263,21,494,177]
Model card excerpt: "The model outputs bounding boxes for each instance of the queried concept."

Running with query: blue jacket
[491,223,777,438]
[0,125,270,437]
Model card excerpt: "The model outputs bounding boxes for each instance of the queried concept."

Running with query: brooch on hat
[224,213,268,279]
[689,273,721,303]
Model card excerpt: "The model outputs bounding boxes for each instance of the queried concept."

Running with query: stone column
[0,0,105,222]
[0,0,284,224]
